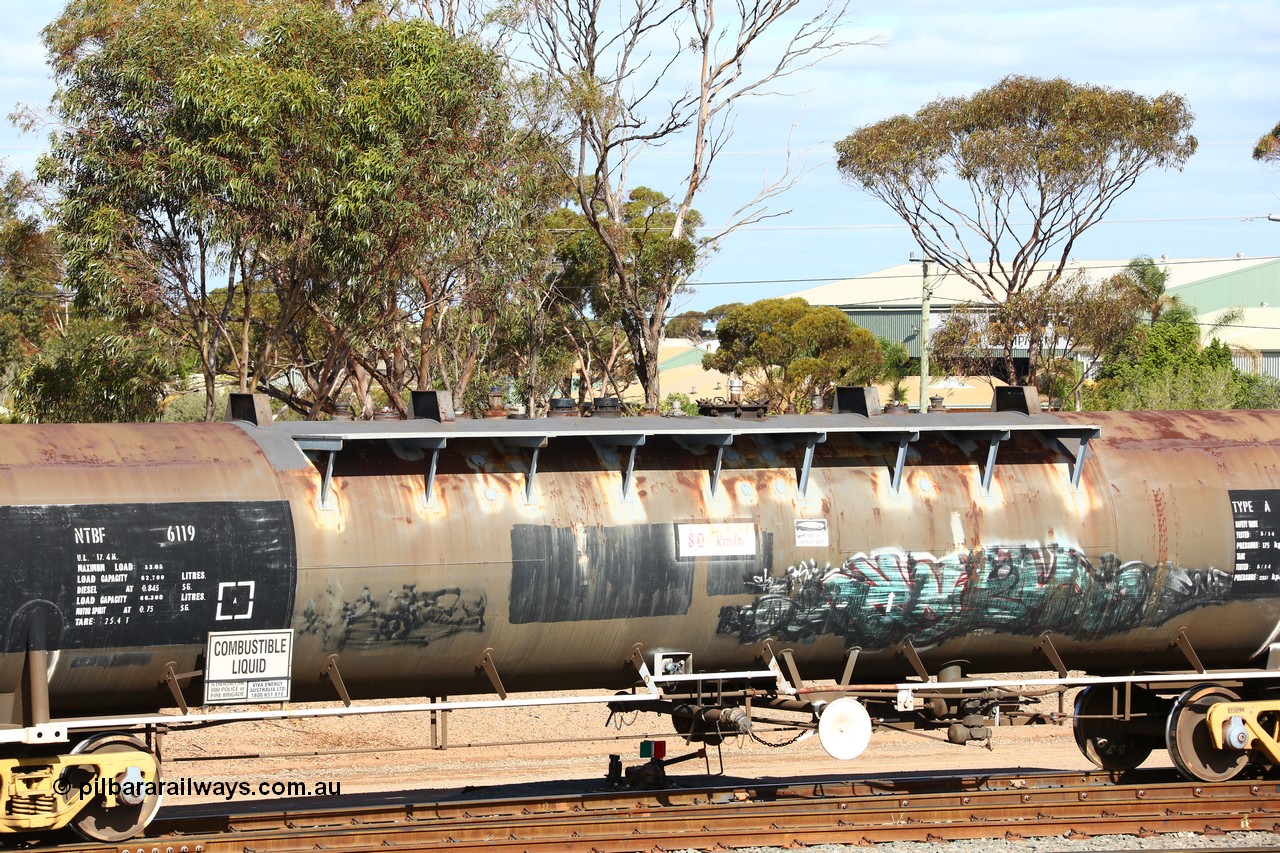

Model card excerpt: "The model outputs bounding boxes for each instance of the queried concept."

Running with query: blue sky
[3,1,1278,314]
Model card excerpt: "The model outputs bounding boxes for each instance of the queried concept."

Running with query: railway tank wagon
[0,388,1278,840]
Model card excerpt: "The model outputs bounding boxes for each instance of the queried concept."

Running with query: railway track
[25,767,1280,853]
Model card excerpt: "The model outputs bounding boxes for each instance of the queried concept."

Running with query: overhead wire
[1,253,1279,334]
[546,213,1276,236]
[685,255,1280,288]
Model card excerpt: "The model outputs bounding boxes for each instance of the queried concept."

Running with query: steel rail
[115,791,1280,853]
[25,769,1280,853]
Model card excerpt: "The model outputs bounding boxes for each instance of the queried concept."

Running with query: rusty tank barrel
[0,399,1276,714]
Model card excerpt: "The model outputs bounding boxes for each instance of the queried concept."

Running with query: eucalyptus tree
[12,318,175,423]
[39,0,262,420]
[664,304,743,344]
[0,163,185,423]
[1255,120,1280,163]
[0,169,64,400]
[836,75,1197,385]
[41,0,557,419]
[405,111,567,417]
[665,311,711,343]
[703,297,884,413]
[931,271,1147,409]
[550,187,699,402]
[518,0,859,411]
[177,4,553,417]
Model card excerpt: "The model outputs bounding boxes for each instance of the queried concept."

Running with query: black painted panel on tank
[0,501,296,651]
[1229,490,1280,593]
[705,531,774,596]
[509,524,692,623]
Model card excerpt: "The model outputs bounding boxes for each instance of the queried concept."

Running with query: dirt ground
[156,685,1172,806]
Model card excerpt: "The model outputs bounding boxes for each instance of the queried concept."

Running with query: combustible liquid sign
[204,629,293,704]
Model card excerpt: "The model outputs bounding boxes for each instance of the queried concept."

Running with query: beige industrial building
[644,255,1280,411]
[789,255,1280,380]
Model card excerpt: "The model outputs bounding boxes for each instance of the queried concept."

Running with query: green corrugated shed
[1169,259,1280,314]
[843,308,1029,358]
[846,309,924,356]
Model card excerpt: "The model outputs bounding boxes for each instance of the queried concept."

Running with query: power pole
[911,256,941,413]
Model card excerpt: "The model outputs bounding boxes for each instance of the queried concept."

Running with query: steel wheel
[66,733,162,842]
[1165,684,1248,782]
[1072,685,1153,772]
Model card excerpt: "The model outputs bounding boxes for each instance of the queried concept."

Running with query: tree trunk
[202,358,217,421]
[238,272,252,393]
[1024,328,1042,389]
[1003,341,1019,387]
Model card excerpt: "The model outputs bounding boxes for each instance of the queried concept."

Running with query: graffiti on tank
[716,546,1231,647]
[301,583,486,650]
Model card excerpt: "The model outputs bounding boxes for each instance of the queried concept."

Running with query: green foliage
[1087,363,1241,412]
[161,385,232,422]
[554,188,700,314]
[660,392,699,416]
[835,75,1196,385]
[1254,120,1280,163]
[13,317,174,423]
[0,161,186,423]
[41,0,251,310]
[665,311,709,342]
[171,8,509,280]
[703,298,884,413]
[481,277,579,414]
[1039,358,1082,407]
[1118,321,1229,377]
[705,303,743,323]
[1118,256,1182,322]
[1083,273,1280,412]
[931,261,1152,401]
[0,168,65,411]
[40,0,560,419]
[550,188,700,409]
[1089,314,1250,411]
[1235,372,1280,410]
[522,0,852,410]
[665,304,744,344]
[877,338,913,401]
[837,75,1197,204]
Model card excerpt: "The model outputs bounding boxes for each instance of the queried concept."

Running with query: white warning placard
[795,519,829,547]
[677,522,756,557]
[204,629,293,705]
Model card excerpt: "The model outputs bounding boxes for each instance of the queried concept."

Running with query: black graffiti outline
[300,583,486,651]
